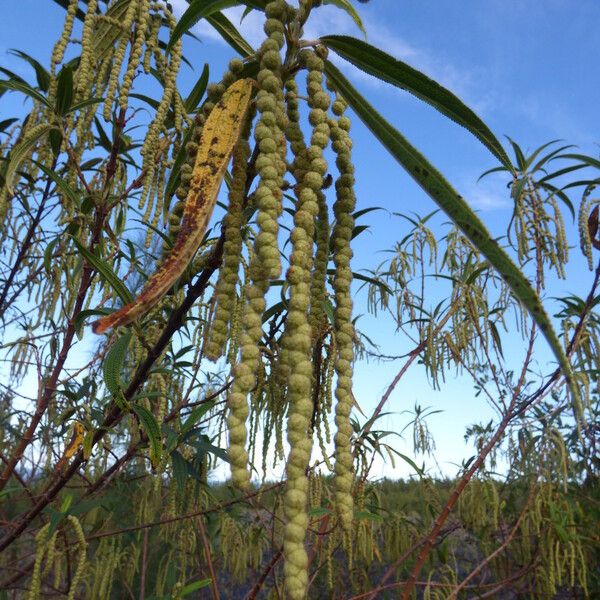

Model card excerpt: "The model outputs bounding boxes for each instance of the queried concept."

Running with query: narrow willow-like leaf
[33,160,80,207]
[71,238,134,305]
[132,404,162,469]
[181,401,216,436]
[43,237,60,275]
[324,59,582,413]
[0,118,18,132]
[325,269,393,295]
[164,126,194,210]
[185,63,209,112]
[8,49,51,92]
[322,0,366,35]
[206,12,253,57]
[321,35,513,171]
[55,65,74,115]
[180,579,213,596]
[92,0,133,59]
[170,450,189,492]
[168,0,242,52]
[66,97,104,114]
[102,331,133,399]
[0,79,51,107]
[50,0,86,23]
[2,124,55,193]
[129,93,160,110]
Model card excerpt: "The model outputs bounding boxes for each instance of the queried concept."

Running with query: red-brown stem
[197,515,220,600]
[0,156,58,317]
[244,549,283,600]
[447,489,534,599]
[360,306,456,441]
[138,528,148,600]
[397,319,538,600]
[0,209,105,494]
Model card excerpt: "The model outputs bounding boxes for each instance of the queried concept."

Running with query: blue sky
[2,0,599,478]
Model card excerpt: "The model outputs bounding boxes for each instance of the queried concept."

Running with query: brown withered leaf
[93,78,254,334]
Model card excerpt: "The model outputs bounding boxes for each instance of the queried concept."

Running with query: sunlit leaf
[321,35,512,171]
[55,65,74,115]
[168,0,242,52]
[132,404,162,469]
[102,332,132,398]
[2,123,55,193]
[71,237,134,305]
[322,1,366,35]
[324,59,581,416]
[185,63,209,112]
[0,78,51,107]
[206,12,253,57]
[8,49,51,92]
[180,579,212,596]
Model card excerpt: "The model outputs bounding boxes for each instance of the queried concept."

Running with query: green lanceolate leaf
[321,35,513,171]
[181,401,216,436]
[0,118,18,133]
[180,579,213,596]
[92,0,133,59]
[55,65,74,115]
[102,331,132,399]
[8,50,51,92]
[132,404,162,469]
[168,0,242,52]
[322,1,366,36]
[206,12,253,57]
[170,450,189,491]
[323,59,582,417]
[2,124,56,194]
[67,97,104,114]
[50,0,86,22]
[185,63,209,112]
[32,160,80,206]
[71,237,133,305]
[43,237,60,275]
[0,79,51,107]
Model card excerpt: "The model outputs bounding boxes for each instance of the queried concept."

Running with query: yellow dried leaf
[93,78,254,334]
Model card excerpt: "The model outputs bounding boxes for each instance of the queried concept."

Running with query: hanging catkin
[329,90,357,533]
[282,48,331,600]
[205,109,254,361]
[226,0,288,490]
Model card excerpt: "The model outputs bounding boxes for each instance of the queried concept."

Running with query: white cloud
[514,94,594,147]
[461,172,512,212]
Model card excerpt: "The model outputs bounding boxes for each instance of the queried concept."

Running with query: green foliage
[0,1,597,599]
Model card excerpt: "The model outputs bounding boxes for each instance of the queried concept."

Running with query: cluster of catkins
[5,0,359,597]
[173,1,359,597]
